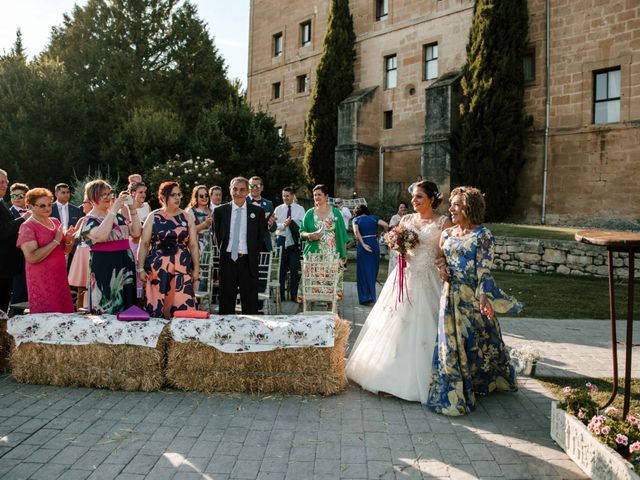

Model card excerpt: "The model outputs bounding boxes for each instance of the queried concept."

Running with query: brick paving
[2,281,632,479]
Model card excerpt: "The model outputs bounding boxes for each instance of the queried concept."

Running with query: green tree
[453,0,530,221]
[45,0,233,151]
[0,49,92,188]
[189,99,301,200]
[303,0,355,192]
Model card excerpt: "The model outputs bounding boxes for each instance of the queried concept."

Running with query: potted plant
[550,382,640,479]
[508,345,540,376]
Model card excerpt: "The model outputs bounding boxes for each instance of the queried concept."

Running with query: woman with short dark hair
[137,182,199,318]
[352,204,388,304]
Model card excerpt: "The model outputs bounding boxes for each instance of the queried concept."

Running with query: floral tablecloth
[8,313,168,348]
[170,314,337,353]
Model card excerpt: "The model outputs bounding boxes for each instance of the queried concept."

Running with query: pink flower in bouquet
[385,225,419,256]
[630,442,640,453]
[616,434,629,446]
[562,386,573,394]
[586,382,598,393]
[605,406,618,415]
[601,426,611,435]
[628,415,639,425]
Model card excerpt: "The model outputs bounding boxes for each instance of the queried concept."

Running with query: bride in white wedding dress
[346,181,451,403]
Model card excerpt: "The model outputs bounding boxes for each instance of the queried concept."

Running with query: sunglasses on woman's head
[100,191,117,199]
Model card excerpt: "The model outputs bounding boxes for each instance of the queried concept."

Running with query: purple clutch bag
[116,305,150,322]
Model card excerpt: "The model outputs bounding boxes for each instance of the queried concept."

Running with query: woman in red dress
[17,188,75,313]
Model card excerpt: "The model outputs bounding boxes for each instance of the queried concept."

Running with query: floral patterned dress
[16,218,74,313]
[81,214,136,314]
[144,210,196,319]
[300,209,348,298]
[427,225,523,416]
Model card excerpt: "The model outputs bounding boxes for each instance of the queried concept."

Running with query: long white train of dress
[346,214,445,403]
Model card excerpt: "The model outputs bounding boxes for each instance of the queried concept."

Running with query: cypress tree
[453,0,530,220]
[303,0,355,192]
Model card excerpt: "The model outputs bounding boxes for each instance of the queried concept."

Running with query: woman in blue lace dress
[427,186,523,416]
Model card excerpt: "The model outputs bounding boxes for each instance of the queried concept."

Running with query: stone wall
[494,237,640,279]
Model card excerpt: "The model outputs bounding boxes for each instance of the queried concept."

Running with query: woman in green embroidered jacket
[299,184,348,299]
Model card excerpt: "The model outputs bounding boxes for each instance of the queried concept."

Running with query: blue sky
[0,0,250,86]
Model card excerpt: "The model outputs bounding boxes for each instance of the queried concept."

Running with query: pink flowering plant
[559,381,640,472]
[558,382,599,423]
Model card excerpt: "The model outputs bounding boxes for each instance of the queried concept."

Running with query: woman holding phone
[80,180,141,314]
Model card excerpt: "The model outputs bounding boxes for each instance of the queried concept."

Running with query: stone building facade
[247,0,640,224]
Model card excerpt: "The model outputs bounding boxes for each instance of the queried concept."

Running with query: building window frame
[523,47,535,83]
[271,81,281,100]
[376,0,389,21]
[423,43,438,81]
[300,21,312,47]
[593,67,621,125]
[384,54,397,89]
[273,32,283,57]
[383,110,393,129]
[296,74,309,94]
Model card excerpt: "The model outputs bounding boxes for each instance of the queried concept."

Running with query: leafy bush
[558,383,600,423]
[366,193,408,223]
[144,156,223,207]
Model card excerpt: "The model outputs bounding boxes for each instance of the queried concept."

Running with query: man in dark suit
[0,170,29,313]
[8,183,30,304]
[50,183,82,231]
[214,176,273,314]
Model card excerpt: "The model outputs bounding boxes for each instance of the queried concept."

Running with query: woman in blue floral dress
[427,186,523,416]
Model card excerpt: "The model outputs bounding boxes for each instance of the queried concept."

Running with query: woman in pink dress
[17,188,75,313]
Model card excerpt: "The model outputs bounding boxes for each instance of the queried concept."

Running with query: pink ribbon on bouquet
[394,254,410,307]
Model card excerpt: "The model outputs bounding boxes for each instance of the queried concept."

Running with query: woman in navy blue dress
[352,205,388,304]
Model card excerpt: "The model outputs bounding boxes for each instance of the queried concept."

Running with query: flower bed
[550,382,640,479]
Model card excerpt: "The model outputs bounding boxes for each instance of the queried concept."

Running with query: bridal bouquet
[385,225,420,303]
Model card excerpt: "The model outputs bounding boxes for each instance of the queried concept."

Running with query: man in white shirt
[334,198,352,231]
[209,186,223,211]
[274,187,305,302]
[51,183,82,231]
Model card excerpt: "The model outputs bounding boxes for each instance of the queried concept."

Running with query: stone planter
[550,401,640,480]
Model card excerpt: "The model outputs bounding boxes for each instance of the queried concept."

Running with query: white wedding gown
[346,214,446,403]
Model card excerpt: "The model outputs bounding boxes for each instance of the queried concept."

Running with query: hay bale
[10,326,169,392]
[166,317,350,395]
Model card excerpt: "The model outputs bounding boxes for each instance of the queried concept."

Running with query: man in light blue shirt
[274,187,305,302]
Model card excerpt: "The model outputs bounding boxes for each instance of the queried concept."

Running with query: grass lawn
[344,256,639,319]
[485,223,579,241]
[494,270,640,319]
[538,376,640,415]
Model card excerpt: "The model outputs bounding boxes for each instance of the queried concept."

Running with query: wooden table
[575,230,640,417]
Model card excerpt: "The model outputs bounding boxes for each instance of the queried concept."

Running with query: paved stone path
[2,281,634,479]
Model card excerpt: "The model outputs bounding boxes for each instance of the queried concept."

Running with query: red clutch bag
[173,310,210,319]
[116,305,150,322]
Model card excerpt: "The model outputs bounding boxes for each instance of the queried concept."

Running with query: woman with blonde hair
[80,179,141,313]
[17,188,75,313]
